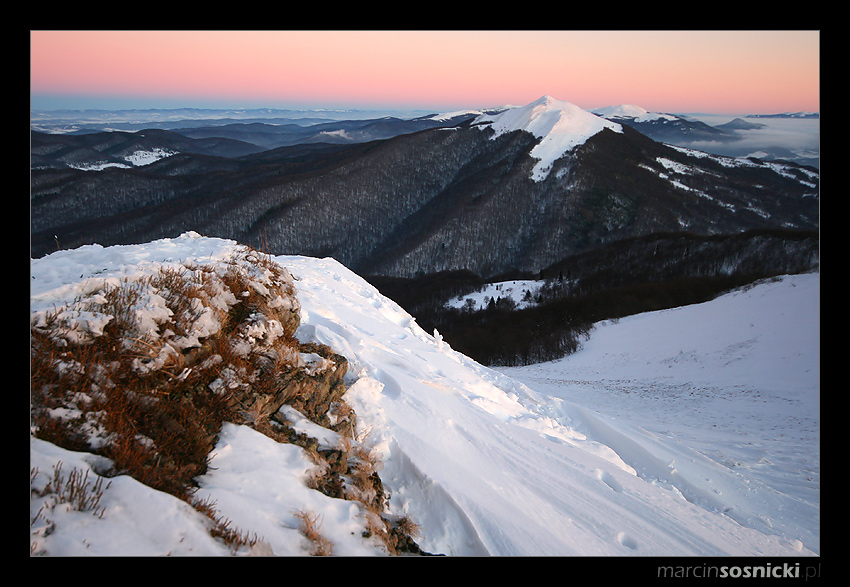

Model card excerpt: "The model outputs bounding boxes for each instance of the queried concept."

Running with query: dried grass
[294,510,334,556]
[30,244,426,555]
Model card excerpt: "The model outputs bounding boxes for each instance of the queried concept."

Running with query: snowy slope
[475,95,622,181]
[499,273,820,554]
[30,233,818,556]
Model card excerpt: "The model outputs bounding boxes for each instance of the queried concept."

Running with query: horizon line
[30,99,820,118]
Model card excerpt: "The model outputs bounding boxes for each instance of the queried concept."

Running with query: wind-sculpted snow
[30,234,817,556]
[284,254,817,556]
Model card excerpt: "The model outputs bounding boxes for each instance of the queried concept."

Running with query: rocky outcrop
[30,244,426,555]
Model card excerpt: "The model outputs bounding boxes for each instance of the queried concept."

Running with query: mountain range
[31,96,818,280]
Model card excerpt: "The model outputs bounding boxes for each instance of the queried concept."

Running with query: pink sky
[30,30,820,114]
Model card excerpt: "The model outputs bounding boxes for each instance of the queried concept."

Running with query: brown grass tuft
[190,495,261,552]
[294,510,334,556]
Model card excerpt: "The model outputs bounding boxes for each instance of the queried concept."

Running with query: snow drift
[30,233,818,556]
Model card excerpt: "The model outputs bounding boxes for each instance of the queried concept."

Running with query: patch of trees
[366,228,819,367]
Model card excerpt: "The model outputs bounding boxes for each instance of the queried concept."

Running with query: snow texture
[30,232,818,556]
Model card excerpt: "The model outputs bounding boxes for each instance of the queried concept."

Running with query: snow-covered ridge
[592,104,678,123]
[475,95,623,181]
[425,108,485,121]
[30,233,818,556]
[69,148,176,171]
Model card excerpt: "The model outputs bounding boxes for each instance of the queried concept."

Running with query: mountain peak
[475,96,622,181]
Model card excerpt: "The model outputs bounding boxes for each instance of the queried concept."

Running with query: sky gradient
[30,30,820,115]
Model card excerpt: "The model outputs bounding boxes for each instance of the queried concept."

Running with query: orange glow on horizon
[31,30,820,114]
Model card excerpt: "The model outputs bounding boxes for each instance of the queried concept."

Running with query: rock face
[273,342,349,429]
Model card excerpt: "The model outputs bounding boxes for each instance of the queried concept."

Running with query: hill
[30,233,818,557]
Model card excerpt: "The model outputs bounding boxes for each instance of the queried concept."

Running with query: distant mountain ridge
[31,96,818,279]
[747,112,819,119]
[170,113,479,151]
[29,106,438,133]
[592,104,737,144]
[30,113,481,168]
[32,102,818,167]
[30,127,266,168]
[592,104,819,166]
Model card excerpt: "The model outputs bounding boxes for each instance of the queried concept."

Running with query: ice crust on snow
[475,95,622,181]
[30,233,818,556]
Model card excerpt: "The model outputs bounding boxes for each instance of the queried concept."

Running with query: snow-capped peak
[475,95,622,181]
[593,104,649,119]
[593,104,679,123]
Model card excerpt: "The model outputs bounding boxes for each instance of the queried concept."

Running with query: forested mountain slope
[32,99,818,279]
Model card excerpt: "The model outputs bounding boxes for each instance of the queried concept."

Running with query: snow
[68,148,177,171]
[593,104,679,123]
[30,233,818,557]
[593,104,650,119]
[475,95,622,181]
[445,279,544,311]
[426,108,485,121]
[317,129,351,140]
[499,274,820,554]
